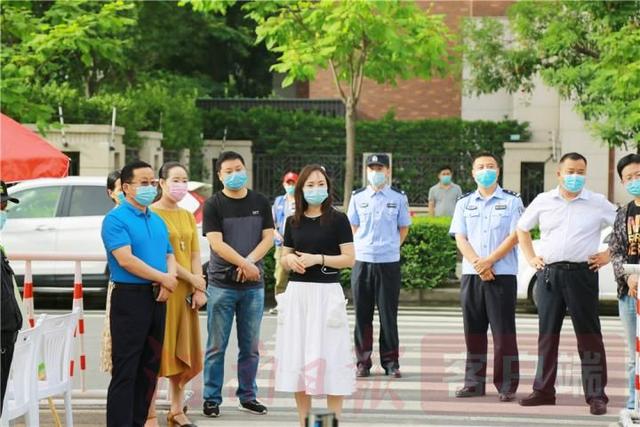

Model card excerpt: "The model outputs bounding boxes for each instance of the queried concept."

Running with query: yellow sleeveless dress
[151,207,203,386]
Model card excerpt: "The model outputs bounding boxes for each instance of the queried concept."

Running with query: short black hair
[439,165,453,174]
[106,170,120,192]
[472,152,500,166]
[215,151,245,173]
[617,153,640,179]
[559,152,587,165]
[120,160,153,185]
[159,161,187,180]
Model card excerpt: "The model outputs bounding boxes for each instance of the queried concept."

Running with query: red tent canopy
[0,113,69,182]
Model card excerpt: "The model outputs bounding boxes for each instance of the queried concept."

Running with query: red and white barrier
[22,260,35,328]
[72,261,87,392]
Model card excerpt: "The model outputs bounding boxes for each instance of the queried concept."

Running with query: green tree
[1,0,136,126]
[183,0,451,206]
[463,0,640,146]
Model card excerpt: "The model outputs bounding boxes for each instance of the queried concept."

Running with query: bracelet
[246,255,256,264]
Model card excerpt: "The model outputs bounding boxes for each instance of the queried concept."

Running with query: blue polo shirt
[101,201,173,284]
[347,185,412,263]
[449,186,523,276]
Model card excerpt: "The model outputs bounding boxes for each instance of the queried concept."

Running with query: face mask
[626,179,640,197]
[0,211,6,231]
[116,192,126,205]
[168,182,188,202]
[284,184,295,196]
[440,175,452,185]
[304,187,329,205]
[223,170,248,190]
[134,185,157,207]
[562,174,585,193]
[367,170,386,187]
[474,169,498,188]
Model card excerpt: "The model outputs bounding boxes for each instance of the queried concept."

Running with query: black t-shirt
[283,210,353,283]
[202,189,274,289]
[626,201,640,265]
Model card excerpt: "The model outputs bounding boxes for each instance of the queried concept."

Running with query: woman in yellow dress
[147,161,207,427]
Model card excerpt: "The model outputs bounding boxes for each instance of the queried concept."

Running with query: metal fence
[197,98,345,117]
[252,153,476,205]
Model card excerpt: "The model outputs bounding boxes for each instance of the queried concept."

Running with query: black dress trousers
[352,261,402,371]
[460,274,520,394]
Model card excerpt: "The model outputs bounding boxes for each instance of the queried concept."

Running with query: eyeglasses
[128,179,159,187]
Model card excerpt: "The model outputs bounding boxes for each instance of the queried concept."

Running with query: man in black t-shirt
[201,151,274,418]
[610,153,640,410]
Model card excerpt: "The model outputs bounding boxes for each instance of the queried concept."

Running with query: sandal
[167,411,197,427]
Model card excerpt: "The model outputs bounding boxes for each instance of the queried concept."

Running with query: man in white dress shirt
[516,152,616,415]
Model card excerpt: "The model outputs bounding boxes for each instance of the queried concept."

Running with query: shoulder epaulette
[502,189,521,198]
[390,186,405,195]
[352,187,366,195]
[457,191,473,201]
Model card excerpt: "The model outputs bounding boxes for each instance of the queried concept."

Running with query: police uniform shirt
[347,185,412,263]
[449,186,523,275]
[517,187,616,263]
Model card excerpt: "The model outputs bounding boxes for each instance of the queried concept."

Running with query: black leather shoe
[518,391,556,406]
[356,366,370,377]
[455,386,485,398]
[385,367,402,378]
[499,392,516,402]
[589,398,607,415]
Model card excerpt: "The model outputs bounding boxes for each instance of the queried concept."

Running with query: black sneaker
[238,400,268,415]
[203,400,220,417]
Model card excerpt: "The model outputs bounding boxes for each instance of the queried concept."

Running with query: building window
[521,162,545,206]
[63,151,80,176]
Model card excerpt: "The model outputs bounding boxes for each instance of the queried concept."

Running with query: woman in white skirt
[276,164,356,426]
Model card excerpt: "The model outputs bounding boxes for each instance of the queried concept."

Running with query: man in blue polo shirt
[101,160,178,427]
[348,153,411,378]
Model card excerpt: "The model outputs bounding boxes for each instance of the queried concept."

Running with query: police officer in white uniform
[517,152,615,415]
[348,154,411,378]
[449,152,522,402]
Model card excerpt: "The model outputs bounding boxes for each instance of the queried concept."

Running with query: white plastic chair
[0,324,43,427]
[36,310,79,427]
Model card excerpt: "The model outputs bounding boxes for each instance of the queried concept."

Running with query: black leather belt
[113,281,153,289]
[545,262,590,270]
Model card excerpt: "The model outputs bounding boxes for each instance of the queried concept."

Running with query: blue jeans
[619,295,637,409]
[203,286,264,404]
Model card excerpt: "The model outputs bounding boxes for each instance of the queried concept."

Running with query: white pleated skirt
[274,281,356,396]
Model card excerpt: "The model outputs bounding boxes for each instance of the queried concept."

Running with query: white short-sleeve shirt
[517,187,617,263]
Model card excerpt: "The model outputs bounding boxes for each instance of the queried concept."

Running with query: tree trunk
[343,96,356,209]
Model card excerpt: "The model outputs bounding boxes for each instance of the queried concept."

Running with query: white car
[3,177,212,297]
[517,227,617,308]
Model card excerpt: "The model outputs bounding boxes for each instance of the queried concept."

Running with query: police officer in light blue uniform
[348,154,411,378]
[449,152,522,402]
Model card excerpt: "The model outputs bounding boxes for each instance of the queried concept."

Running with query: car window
[67,185,114,217]
[6,186,63,219]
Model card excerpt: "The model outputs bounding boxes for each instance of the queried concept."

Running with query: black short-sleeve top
[283,210,353,283]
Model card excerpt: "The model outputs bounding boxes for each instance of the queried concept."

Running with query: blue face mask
[134,185,157,207]
[562,174,586,193]
[304,187,329,205]
[626,179,640,197]
[440,175,452,185]
[474,169,498,188]
[0,211,6,231]
[116,192,126,205]
[285,184,295,196]
[223,170,248,190]
[367,170,386,187]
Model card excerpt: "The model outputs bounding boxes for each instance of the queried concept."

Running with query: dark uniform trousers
[460,275,519,394]
[533,263,608,403]
[107,285,166,427]
[352,261,401,371]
